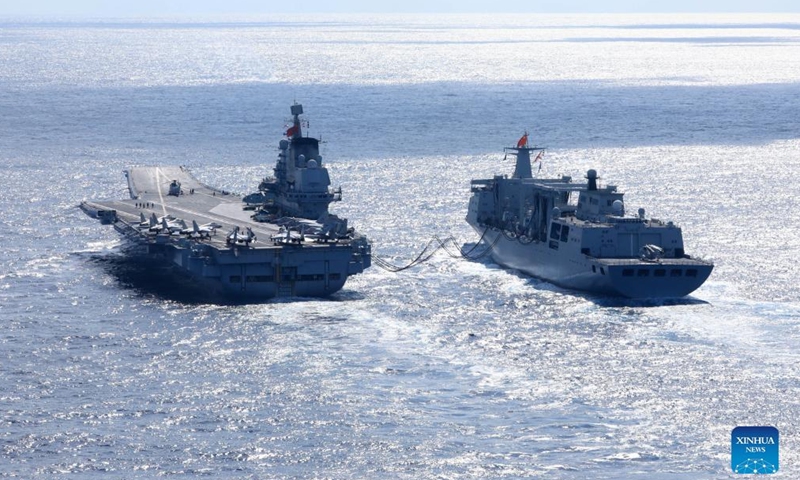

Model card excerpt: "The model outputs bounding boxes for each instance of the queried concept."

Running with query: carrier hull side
[107,228,355,301]
[471,225,712,299]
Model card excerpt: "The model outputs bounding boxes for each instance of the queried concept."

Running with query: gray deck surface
[83,166,318,250]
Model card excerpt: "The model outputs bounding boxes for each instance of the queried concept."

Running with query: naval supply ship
[466,137,712,298]
[80,104,371,300]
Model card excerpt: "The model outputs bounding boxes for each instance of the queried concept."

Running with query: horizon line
[2,11,800,17]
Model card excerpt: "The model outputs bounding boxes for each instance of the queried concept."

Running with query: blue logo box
[731,426,779,474]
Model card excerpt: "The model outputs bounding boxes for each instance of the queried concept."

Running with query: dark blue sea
[1,13,799,478]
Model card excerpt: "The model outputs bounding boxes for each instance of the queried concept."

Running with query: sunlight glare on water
[0,13,799,479]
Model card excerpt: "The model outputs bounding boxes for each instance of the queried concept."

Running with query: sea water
[0,13,799,478]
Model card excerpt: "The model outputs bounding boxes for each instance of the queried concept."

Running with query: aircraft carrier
[466,136,713,298]
[80,104,371,301]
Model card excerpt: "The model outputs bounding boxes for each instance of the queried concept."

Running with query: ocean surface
[1,13,799,478]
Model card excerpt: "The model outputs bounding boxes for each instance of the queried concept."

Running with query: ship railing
[526,183,585,192]
[470,179,493,187]
[605,216,645,224]
[593,257,712,266]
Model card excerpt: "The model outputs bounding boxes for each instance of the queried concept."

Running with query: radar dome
[307,159,318,169]
[612,199,624,215]
[279,139,289,149]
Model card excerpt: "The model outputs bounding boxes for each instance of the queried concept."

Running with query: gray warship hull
[466,141,713,299]
[81,166,370,301]
[470,226,712,299]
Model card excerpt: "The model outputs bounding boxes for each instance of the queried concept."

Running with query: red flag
[516,133,528,148]
[285,125,299,137]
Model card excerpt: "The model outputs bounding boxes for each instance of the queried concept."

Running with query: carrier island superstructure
[80,104,371,300]
[466,142,713,298]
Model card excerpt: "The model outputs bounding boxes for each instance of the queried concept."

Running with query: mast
[289,103,303,139]
[505,146,544,179]
[283,103,304,185]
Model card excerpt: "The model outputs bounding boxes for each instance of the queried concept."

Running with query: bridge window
[592,265,596,273]
[550,222,561,240]
[560,225,570,242]
[638,269,649,277]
